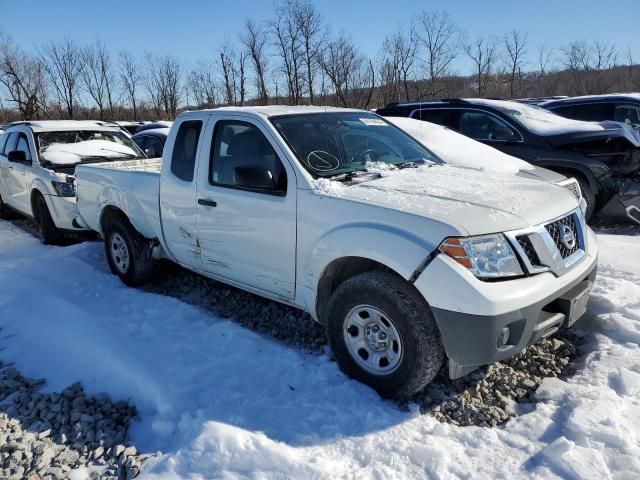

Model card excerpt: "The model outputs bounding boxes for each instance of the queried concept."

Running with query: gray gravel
[411,329,583,427]
[0,361,150,479]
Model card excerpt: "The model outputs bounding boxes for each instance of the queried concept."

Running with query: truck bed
[75,158,162,238]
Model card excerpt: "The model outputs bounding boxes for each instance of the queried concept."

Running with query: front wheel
[103,213,155,286]
[33,194,62,245]
[326,271,444,399]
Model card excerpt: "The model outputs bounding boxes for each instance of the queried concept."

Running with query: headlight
[439,234,524,279]
[52,180,76,197]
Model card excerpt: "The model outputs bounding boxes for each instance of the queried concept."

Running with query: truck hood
[313,165,578,235]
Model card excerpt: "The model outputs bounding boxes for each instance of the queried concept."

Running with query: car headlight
[439,234,524,279]
[52,180,76,197]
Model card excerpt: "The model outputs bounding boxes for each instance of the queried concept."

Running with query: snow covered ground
[0,219,639,479]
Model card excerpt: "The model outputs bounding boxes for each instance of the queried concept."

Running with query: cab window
[2,132,18,156]
[459,111,519,141]
[171,121,202,182]
[209,120,287,194]
[614,104,640,125]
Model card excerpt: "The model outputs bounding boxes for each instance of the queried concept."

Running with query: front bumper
[45,194,88,231]
[415,226,599,378]
[596,178,640,225]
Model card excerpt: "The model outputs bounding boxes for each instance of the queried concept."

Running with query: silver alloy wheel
[110,233,130,274]
[343,304,403,375]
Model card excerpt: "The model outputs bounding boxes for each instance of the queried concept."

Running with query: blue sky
[1,0,638,73]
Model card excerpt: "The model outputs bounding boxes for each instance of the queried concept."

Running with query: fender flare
[299,222,439,320]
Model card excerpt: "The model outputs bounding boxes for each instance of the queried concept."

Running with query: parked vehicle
[384,116,587,214]
[114,121,144,135]
[0,121,146,243]
[131,127,169,158]
[377,98,640,224]
[74,106,598,397]
[135,121,173,134]
[540,94,640,128]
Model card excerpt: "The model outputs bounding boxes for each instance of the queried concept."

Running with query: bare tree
[241,20,269,104]
[144,53,181,119]
[187,60,219,108]
[237,51,247,106]
[293,0,325,103]
[270,0,304,104]
[380,26,418,102]
[40,38,84,119]
[218,40,236,105]
[465,37,499,97]
[119,51,141,120]
[503,30,527,98]
[81,40,116,120]
[563,40,618,94]
[416,11,463,99]
[319,35,374,108]
[0,34,47,119]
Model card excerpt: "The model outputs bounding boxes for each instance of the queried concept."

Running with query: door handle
[198,198,217,207]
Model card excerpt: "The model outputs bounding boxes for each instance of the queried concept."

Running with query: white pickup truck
[75,106,598,397]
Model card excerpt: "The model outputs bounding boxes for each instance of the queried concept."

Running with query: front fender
[299,223,442,320]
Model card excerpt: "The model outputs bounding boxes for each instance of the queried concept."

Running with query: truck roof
[181,105,365,119]
[4,120,123,133]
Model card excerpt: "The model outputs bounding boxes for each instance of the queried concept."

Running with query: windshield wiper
[99,148,139,159]
[396,159,427,169]
[325,169,379,183]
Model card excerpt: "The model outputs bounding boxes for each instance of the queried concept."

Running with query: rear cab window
[171,120,203,182]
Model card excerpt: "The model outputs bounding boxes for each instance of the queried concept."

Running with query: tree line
[1,1,639,122]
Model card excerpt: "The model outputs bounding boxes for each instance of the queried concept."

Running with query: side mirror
[489,128,518,142]
[234,165,279,193]
[7,150,28,164]
[144,147,157,157]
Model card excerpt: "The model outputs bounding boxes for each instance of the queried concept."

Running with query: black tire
[576,176,596,222]
[102,212,155,286]
[0,194,13,220]
[326,271,445,399]
[33,193,62,245]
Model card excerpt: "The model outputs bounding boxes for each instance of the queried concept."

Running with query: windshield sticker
[360,118,387,126]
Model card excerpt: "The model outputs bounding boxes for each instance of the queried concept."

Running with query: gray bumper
[597,178,640,225]
[431,260,598,379]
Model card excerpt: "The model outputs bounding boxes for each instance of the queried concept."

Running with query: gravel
[0,361,150,479]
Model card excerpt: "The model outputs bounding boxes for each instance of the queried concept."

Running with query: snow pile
[41,140,138,165]
[385,116,532,174]
[0,221,639,479]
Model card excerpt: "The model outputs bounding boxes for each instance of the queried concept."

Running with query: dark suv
[377,98,640,224]
[541,94,640,128]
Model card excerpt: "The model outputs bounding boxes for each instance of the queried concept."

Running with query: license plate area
[557,280,592,327]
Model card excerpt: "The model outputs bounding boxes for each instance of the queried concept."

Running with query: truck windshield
[36,130,145,166]
[270,112,441,178]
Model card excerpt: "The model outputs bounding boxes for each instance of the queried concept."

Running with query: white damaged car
[0,121,146,243]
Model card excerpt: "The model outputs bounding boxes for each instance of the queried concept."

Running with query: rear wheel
[33,193,62,245]
[103,212,155,286]
[326,271,444,399]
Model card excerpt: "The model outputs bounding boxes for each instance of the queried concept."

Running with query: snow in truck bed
[0,220,639,479]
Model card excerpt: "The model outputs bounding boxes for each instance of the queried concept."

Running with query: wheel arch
[315,256,413,325]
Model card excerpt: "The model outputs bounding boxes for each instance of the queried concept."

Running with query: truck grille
[545,214,580,258]
[516,235,541,266]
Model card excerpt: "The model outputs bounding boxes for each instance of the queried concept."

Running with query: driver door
[3,132,33,214]
[196,117,297,299]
